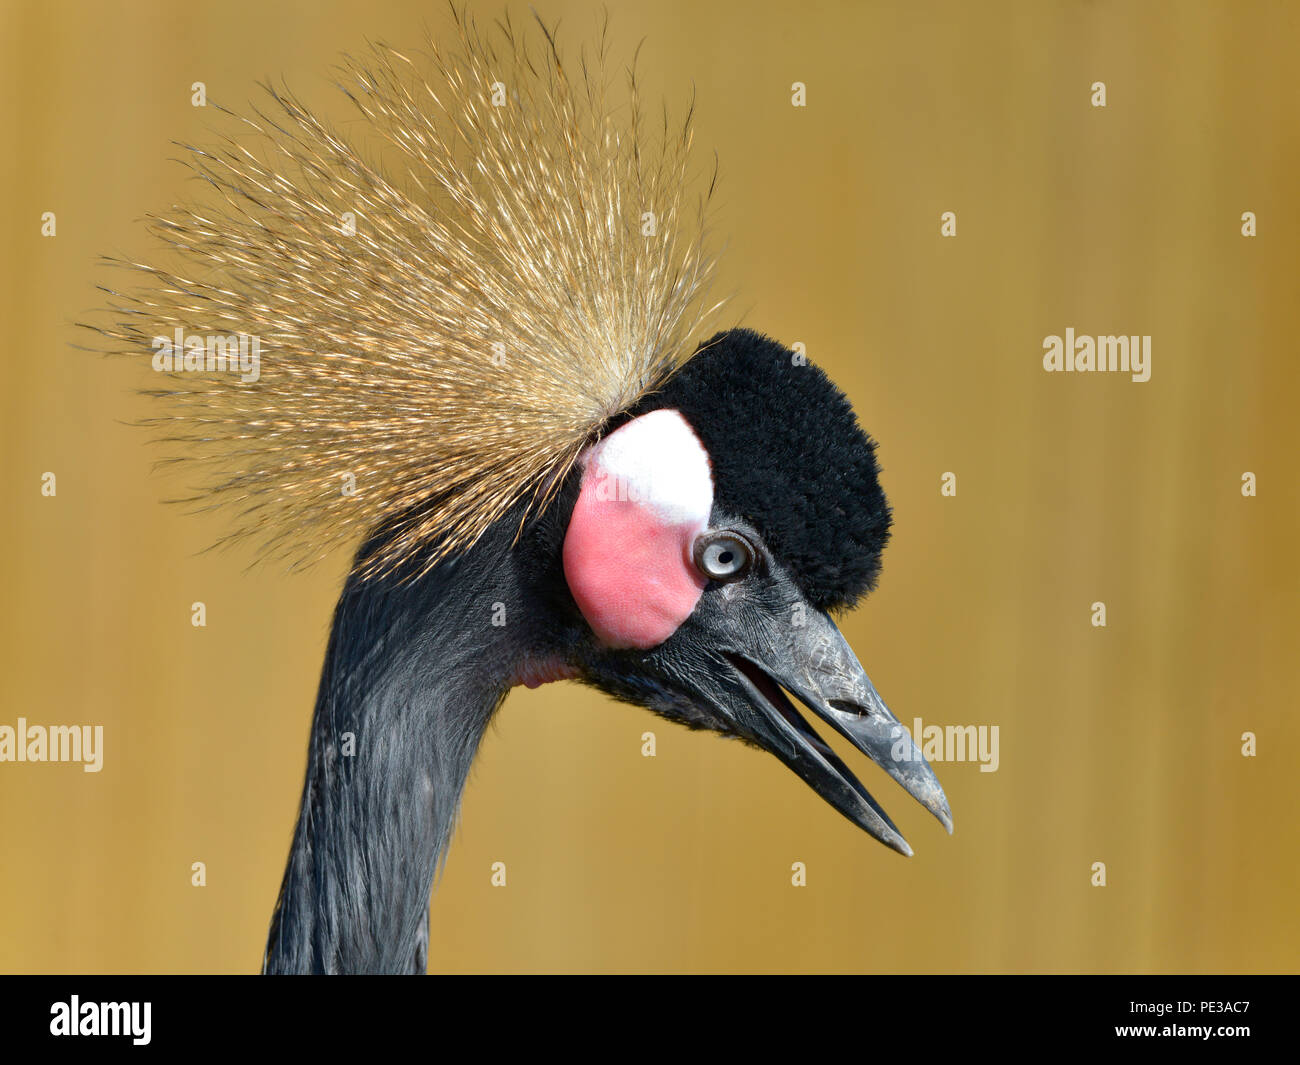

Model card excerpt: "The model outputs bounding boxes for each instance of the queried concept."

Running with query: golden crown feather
[89,6,721,577]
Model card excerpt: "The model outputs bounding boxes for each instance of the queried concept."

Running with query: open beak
[722,611,952,855]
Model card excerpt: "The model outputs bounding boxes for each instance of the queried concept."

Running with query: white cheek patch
[584,408,713,525]
[564,408,715,648]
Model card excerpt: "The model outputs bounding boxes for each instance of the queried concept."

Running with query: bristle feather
[86,6,721,578]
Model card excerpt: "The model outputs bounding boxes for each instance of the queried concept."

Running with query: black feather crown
[634,328,893,612]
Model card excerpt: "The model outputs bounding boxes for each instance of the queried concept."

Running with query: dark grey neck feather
[262,513,564,974]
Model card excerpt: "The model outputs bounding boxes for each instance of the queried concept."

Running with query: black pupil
[718,550,733,565]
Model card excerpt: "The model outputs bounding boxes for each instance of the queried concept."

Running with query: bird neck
[262,522,554,974]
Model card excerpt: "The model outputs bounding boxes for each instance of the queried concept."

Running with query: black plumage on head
[632,328,893,612]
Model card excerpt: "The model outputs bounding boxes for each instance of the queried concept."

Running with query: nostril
[829,698,869,719]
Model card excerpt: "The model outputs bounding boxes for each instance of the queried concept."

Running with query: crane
[93,9,952,974]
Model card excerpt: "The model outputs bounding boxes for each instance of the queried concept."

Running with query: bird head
[92,16,952,876]
[555,328,952,854]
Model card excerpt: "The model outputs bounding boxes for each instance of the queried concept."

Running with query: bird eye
[693,531,756,582]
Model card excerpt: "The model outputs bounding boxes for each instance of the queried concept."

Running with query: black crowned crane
[94,11,951,973]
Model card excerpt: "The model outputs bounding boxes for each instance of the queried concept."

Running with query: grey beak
[725,611,952,855]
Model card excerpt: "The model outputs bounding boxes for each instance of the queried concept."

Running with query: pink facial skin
[562,416,712,649]
[563,481,707,649]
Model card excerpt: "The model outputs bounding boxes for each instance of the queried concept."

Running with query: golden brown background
[1,0,1297,973]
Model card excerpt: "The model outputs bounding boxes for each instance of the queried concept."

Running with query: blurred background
[1,0,1297,973]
